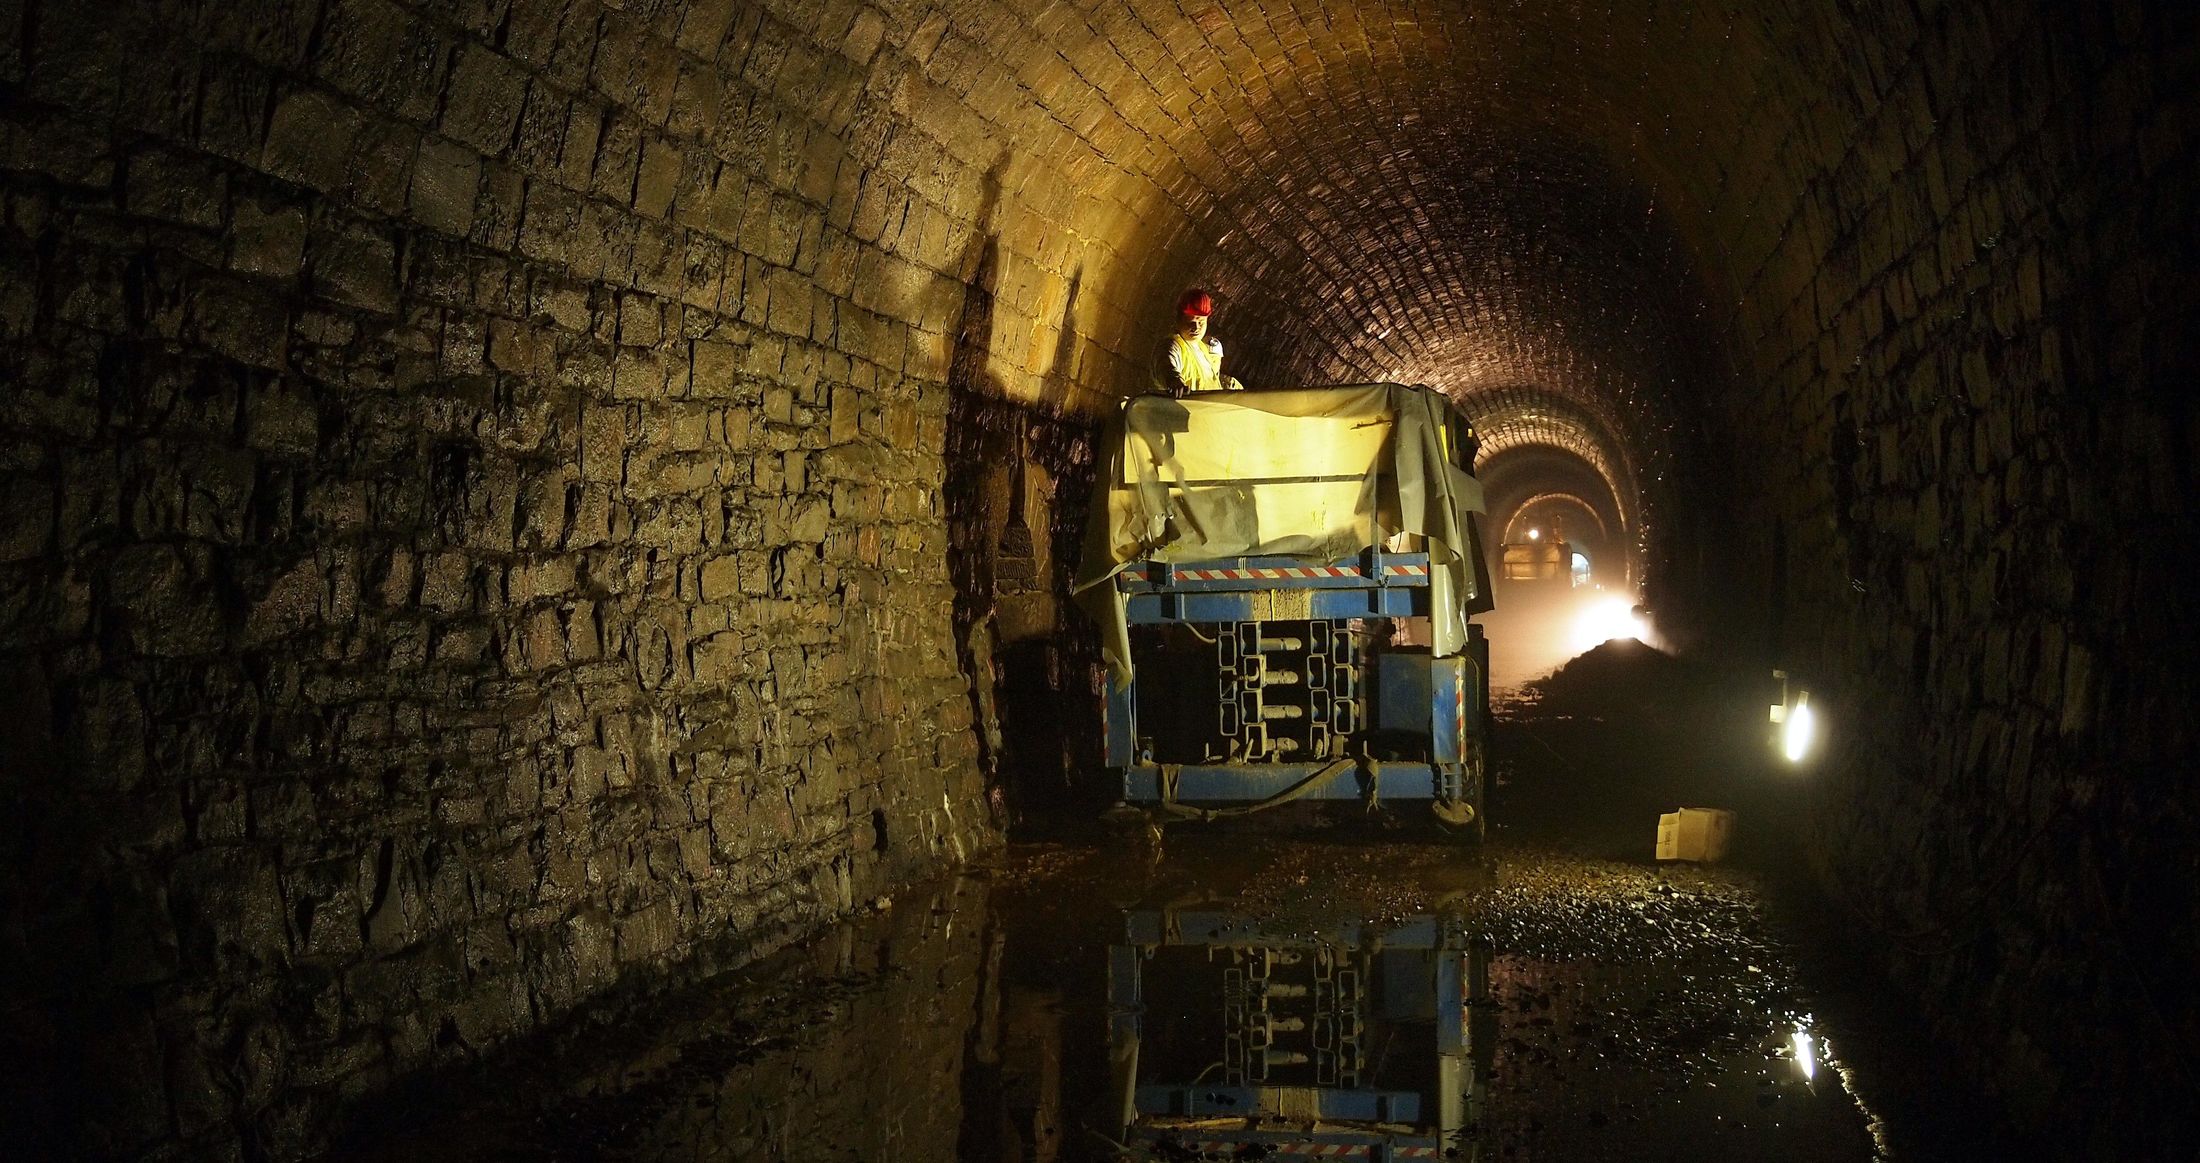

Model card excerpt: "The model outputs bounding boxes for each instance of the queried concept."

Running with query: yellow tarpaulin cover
[1074,384,1487,685]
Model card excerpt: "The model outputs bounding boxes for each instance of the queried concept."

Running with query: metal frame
[1097,391,1492,830]
[1124,761,1437,802]
[1104,553,1488,828]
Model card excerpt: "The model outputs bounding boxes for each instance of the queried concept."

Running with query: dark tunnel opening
[0,0,2194,1158]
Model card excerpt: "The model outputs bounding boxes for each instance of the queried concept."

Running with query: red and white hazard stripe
[1125,564,1428,582]
[1185,1144,1366,1158]
[1455,664,1465,755]
[1176,1140,1439,1158]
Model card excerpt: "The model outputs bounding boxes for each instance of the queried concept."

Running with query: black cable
[1155,757,1359,821]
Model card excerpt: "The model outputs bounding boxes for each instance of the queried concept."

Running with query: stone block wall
[0,0,1134,1155]
[1687,2,2198,1150]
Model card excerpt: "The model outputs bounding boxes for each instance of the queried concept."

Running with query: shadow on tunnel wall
[941,164,1107,828]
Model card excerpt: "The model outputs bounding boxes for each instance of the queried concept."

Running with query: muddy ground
[331,642,2006,1161]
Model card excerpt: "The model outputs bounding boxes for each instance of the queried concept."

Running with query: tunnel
[0,0,2193,1158]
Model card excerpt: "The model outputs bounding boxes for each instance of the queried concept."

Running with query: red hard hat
[1177,288,1214,318]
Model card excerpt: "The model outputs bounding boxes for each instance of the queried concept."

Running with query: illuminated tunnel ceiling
[912,0,1845,592]
[1194,132,1705,571]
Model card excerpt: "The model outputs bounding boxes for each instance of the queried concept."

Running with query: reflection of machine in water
[1105,906,1493,1160]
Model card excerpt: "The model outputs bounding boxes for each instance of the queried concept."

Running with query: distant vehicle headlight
[1570,596,1645,653]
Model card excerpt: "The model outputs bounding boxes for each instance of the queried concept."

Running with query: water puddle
[336,838,1883,1161]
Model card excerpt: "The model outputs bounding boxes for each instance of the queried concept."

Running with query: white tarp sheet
[1074,384,1487,685]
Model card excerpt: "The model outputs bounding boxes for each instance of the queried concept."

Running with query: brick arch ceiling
[1184,130,1702,570]
[908,0,1932,403]
[1502,493,1614,547]
[901,0,1835,588]
[1460,394,1642,579]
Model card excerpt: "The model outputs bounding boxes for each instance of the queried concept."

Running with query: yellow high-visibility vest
[1166,334,1231,393]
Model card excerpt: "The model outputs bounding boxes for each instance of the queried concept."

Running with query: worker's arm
[1159,340,1193,397]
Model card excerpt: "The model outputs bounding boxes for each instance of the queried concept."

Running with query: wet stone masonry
[1711,5,2198,1150]
[0,1,1064,1157]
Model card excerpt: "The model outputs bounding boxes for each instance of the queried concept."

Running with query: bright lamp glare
[1571,597,1647,653]
[1527,528,1541,540]
[1782,697,1817,762]
[1792,1025,1817,1082]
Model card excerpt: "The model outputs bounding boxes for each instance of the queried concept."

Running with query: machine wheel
[1432,754,1489,845]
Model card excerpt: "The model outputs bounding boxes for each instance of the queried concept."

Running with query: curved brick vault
[1501,493,1613,554]
[0,0,2193,1157]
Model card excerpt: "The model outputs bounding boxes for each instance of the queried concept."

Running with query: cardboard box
[1656,808,1735,862]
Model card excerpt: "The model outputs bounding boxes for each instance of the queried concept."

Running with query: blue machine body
[1088,385,1494,832]
[1103,546,1489,827]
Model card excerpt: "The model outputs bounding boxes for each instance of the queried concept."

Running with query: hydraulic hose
[1154,757,1359,822]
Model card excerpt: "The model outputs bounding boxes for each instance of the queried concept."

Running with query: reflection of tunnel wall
[0,1,2192,1156]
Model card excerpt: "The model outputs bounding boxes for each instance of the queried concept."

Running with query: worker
[1156,288,1243,396]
